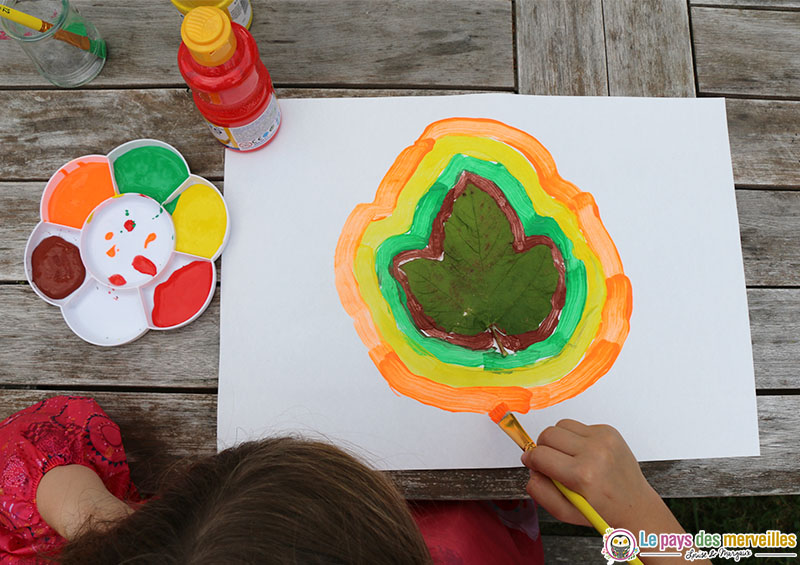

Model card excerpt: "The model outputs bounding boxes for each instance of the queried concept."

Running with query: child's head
[59,437,432,564]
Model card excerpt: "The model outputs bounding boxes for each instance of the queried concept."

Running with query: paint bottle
[170,0,253,30]
[178,7,281,151]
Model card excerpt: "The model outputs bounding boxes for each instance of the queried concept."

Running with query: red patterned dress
[412,499,544,564]
[0,396,138,563]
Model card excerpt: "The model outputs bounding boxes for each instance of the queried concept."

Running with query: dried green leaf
[401,183,559,338]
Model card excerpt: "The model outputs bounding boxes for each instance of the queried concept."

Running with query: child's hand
[521,419,658,529]
[521,421,709,564]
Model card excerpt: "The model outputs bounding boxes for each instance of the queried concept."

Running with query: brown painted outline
[391,171,566,353]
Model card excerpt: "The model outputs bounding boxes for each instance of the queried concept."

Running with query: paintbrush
[489,402,644,565]
[0,4,106,57]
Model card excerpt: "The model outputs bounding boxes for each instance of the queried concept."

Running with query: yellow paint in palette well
[171,184,227,259]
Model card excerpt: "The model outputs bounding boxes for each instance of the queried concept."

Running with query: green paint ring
[374,155,587,370]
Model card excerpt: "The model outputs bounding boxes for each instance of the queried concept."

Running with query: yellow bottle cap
[181,6,237,66]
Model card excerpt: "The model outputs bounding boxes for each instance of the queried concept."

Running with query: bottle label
[225,0,253,29]
[205,94,281,151]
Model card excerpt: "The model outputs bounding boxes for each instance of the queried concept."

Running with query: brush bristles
[488,402,510,423]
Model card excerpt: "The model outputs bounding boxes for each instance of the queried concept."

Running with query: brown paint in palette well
[31,236,85,300]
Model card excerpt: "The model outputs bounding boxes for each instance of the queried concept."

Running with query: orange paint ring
[334,118,632,414]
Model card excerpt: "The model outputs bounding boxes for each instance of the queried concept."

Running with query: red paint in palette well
[151,261,213,328]
[108,274,126,286]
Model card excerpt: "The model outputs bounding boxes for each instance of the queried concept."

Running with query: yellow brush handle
[0,5,49,32]
[553,480,644,565]
[0,5,93,52]
[552,479,610,533]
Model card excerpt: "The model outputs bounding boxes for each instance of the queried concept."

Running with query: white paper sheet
[217,94,759,470]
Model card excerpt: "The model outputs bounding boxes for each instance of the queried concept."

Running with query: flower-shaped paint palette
[24,139,229,346]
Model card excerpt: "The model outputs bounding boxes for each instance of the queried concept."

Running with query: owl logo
[601,528,639,563]
[611,534,632,558]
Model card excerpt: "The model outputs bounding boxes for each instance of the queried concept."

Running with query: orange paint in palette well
[45,159,116,229]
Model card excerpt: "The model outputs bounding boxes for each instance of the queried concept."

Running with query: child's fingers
[536,425,586,456]
[525,470,591,527]
[521,445,579,487]
[554,419,591,437]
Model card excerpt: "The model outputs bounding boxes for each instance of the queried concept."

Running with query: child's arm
[36,464,133,540]
[521,420,710,564]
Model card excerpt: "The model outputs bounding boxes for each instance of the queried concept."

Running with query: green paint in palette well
[375,155,593,374]
[113,146,188,213]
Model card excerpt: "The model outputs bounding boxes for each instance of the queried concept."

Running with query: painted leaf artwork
[335,118,633,415]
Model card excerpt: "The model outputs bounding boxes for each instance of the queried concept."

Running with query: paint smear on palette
[132,255,157,276]
[172,184,227,259]
[108,274,127,286]
[47,161,115,229]
[144,233,157,249]
[151,260,212,328]
[124,219,136,232]
[114,146,188,212]
[31,236,85,299]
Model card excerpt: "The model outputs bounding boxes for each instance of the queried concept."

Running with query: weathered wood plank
[516,0,608,96]
[726,99,800,189]
[749,290,800,390]
[394,396,800,498]
[1,91,798,187]
[0,391,796,498]
[0,89,222,181]
[0,183,37,281]
[0,287,219,388]
[0,0,513,89]
[692,7,800,97]
[603,0,696,96]
[738,190,800,287]
[1,90,797,187]
[260,0,514,88]
[0,88,480,181]
[541,536,605,564]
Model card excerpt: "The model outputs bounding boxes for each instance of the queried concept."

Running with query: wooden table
[1,0,798,560]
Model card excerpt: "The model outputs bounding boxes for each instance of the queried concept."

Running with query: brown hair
[58,437,432,564]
